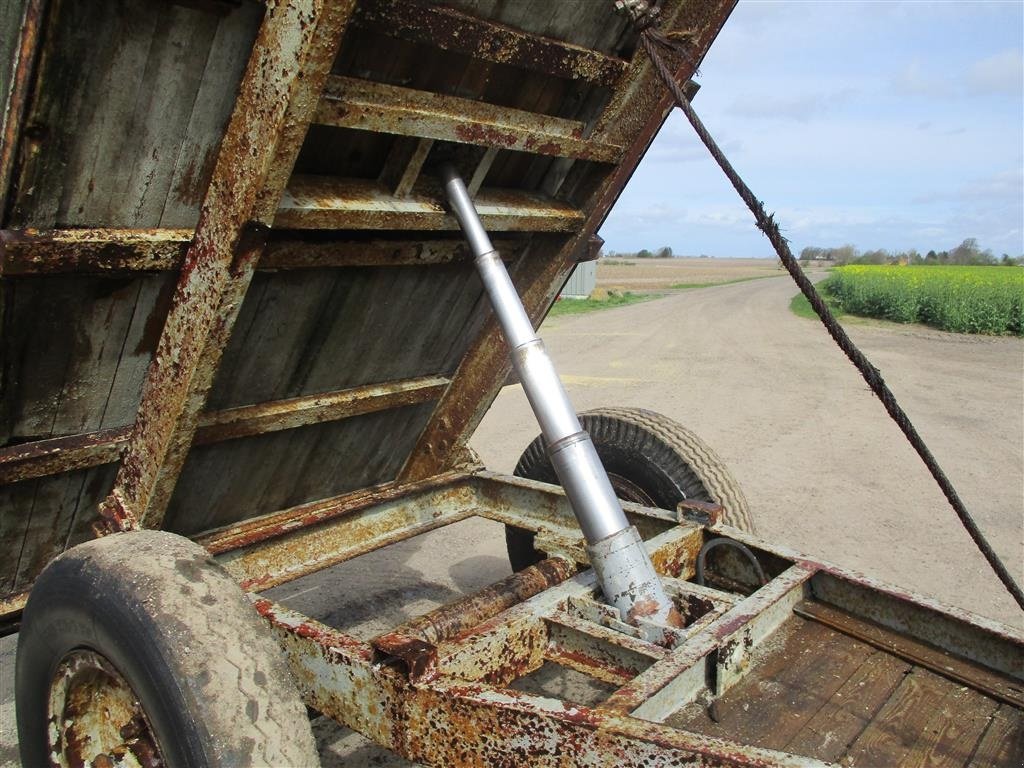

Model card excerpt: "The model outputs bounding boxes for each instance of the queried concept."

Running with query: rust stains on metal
[48,650,164,768]
[0,227,191,274]
[0,0,46,217]
[316,76,623,163]
[352,0,628,86]
[213,479,477,591]
[195,376,449,445]
[199,471,472,556]
[0,228,531,273]
[105,0,357,532]
[373,557,577,682]
[0,378,449,487]
[260,235,526,270]
[0,426,130,485]
[275,176,585,232]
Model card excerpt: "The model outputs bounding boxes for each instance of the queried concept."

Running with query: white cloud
[893,49,1024,100]
[967,49,1024,95]
[727,88,860,123]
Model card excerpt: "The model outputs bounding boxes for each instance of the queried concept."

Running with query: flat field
[825,265,1023,335]
[595,256,783,291]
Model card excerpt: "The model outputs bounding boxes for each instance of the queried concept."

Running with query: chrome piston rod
[439,165,680,627]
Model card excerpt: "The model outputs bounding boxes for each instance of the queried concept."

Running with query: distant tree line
[602,246,674,259]
[799,238,1022,267]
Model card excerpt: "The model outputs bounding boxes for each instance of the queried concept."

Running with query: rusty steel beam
[0,427,130,486]
[0,228,539,273]
[397,0,724,483]
[210,474,478,591]
[260,235,533,269]
[316,76,623,163]
[352,0,628,86]
[102,0,355,532]
[274,176,585,232]
[193,375,448,445]
[0,227,192,273]
[372,557,578,681]
[0,377,446,485]
[0,0,47,219]
[260,598,814,767]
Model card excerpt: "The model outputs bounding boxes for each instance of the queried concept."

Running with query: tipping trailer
[1,1,1021,766]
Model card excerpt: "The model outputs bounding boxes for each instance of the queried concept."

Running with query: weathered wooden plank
[164,402,437,536]
[784,651,911,762]
[111,5,221,226]
[352,0,628,86]
[58,6,160,225]
[966,704,1024,768]
[160,2,263,227]
[0,274,171,442]
[795,600,1024,708]
[275,176,584,232]
[379,137,434,198]
[844,668,991,767]
[316,76,623,163]
[105,0,356,531]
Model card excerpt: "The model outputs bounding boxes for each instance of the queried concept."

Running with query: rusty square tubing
[439,164,680,628]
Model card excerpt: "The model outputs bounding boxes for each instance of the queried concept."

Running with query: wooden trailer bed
[2,1,1022,766]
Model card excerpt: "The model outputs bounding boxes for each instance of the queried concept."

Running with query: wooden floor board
[785,650,911,763]
[965,704,1024,768]
[843,667,998,767]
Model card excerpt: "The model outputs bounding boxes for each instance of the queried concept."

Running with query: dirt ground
[2,268,1021,766]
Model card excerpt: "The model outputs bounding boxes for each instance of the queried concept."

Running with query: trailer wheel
[16,530,319,768]
[507,407,752,571]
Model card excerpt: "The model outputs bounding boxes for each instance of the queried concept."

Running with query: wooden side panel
[0,464,116,593]
[163,401,437,535]
[206,265,488,409]
[0,274,173,443]
[8,0,260,229]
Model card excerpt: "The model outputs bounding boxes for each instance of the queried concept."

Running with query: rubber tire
[16,530,320,768]
[506,407,752,571]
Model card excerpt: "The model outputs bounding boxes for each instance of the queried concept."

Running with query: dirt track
[2,275,1021,765]
[478,275,1023,627]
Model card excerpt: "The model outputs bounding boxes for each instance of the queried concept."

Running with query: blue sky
[599,1,1024,258]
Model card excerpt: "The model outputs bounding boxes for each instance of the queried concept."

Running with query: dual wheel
[506,407,752,570]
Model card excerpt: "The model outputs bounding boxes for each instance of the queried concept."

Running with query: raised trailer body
[2,1,1021,766]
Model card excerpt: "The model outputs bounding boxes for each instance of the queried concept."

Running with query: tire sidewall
[17,554,209,768]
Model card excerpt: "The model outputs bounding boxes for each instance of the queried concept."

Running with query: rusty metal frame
[0,376,448,485]
[99,0,356,532]
[0,227,542,273]
[351,0,629,86]
[315,76,624,162]
[220,470,1024,767]
[0,0,47,218]
[398,0,736,483]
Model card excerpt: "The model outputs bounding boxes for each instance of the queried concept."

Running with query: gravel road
[2,275,1021,765]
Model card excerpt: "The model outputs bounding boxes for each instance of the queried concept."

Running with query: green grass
[669,274,777,290]
[547,291,656,317]
[791,266,1023,335]
[789,290,845,321]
